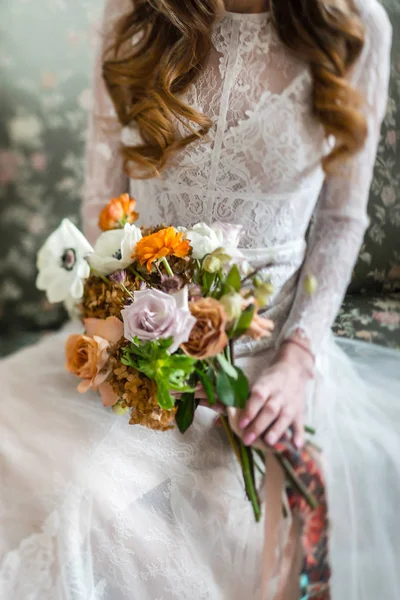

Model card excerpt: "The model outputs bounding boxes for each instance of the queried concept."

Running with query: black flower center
[61,248,76,271]
[113,249,122,260]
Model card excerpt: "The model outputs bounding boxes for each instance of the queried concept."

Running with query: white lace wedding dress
[1,1,399,598]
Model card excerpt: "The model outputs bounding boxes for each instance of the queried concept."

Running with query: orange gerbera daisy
[134,227,191,272]
[98,194,139,231]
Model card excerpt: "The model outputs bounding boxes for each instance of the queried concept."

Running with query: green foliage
[223,264,241,294]
[122,337,196,410]
[229,304,255,338]
[195,366,216,406]
[216,365,249,409]
[175,392,198,433]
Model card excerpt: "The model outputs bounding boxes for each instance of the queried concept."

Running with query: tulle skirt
[0,322,399,599]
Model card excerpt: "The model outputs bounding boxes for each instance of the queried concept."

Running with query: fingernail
[267,434,276,445]
[239,418,250,429]
[244,433,256,446]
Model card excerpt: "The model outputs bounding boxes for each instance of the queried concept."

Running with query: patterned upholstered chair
[0,0,399,356]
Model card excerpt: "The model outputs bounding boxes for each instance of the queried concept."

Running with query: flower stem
[240,443,262,522]
[161,257,174,277]
[274,452,319,510]
[241,261,274,285]
[120,283,134,300]
[220,415,261,522]
[90,267,109,286]
[220,415,243,466]
[128,265,146,283]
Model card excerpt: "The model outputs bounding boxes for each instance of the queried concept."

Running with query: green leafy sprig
[121,337,197,410]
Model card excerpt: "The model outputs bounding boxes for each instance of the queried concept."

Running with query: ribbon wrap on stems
[228,409,331,600]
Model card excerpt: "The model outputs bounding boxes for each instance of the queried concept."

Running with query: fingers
[239,376,271,430]
[292,413,305,449]
[241,396,281,446]
[263,406,296,447]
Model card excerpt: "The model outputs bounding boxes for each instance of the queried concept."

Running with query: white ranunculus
[36,219,93,303]
[88,223,142,276]
[212,222,244,251]
[211,222,251,275]
[183,223,224,260]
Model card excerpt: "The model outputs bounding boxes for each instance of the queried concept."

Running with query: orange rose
[134,226,191,272]
[65,334,110,393]
[98,193,139,231]
[65,317,124,406]
[181,297,228,359]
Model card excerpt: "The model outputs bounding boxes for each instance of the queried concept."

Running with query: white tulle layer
[0,323,399,600]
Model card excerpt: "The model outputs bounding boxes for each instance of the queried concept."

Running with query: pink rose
[0,150,21,184]
[372,311,400,327]
[388,265,400,281]
[356,330,377,342]
[121,287,196,353]
[386,130,397,146]
[381,186,396,207]
[40,72,57,89]
[31,152,47,172]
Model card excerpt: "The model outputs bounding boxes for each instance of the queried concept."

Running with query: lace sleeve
[279,0,392,356]
[81,0,131,244]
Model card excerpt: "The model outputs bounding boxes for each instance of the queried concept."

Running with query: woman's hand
[238,339,315,449]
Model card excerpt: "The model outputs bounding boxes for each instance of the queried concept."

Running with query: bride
[1,0,399,598]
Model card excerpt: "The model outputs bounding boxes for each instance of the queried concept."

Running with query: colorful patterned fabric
[274,436,331,600]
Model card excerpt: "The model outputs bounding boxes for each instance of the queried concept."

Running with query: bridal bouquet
[36,193,331,595]
[37,193,277,519]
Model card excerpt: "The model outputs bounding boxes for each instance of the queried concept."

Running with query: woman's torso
[122,12,329,250]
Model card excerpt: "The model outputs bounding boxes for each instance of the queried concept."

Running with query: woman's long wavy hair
[103,0,367,179]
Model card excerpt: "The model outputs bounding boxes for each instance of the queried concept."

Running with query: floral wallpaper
[0,0,102,332]
[332,293,400,350]
[0,0,399,348]
[349,22,400,295]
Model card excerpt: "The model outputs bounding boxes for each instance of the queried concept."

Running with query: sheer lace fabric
[82,0,392,356]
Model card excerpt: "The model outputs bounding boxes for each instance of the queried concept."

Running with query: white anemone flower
[88,223,142,276]
[36,219,93,303]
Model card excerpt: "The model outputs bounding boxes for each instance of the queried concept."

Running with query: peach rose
[99,193,139,231]
[240,297,275,341]
[66,333,110,394]
[247,313,275,341]
[65,317,124,406]
[181,297,228,359]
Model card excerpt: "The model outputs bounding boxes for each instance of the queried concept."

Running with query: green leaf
[216,369,236,407]
[216,366,249,409]
[232,367,250,409]
[202,271,216,295]
[156,379,175,410]
[224,264,241,293]
[195,367,216,406]
[175,392,198,433]
[216,353,238,380]
[232,304,255,338]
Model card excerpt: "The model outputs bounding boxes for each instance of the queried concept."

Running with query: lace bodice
[82,0,392,354]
